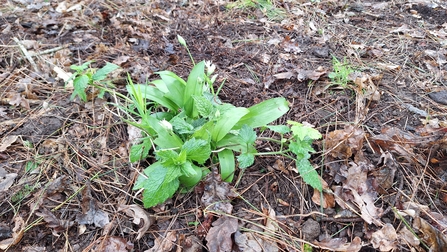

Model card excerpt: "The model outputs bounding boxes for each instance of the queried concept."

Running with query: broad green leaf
[216,134,248,153]
[193,95,214,118]
[180,161,197,177]
[150,79,169,93]
[165,164,183,183]
[129,137,152,162]
[142,178,179,208]
[179,164,203,188]
[133,162,166,191]
[127,84,179,112]
[239,125,256,145]
[237,153,255,169]
[288,121,322,141]
[289,141,314,159]
[184,61,206,118]
[267,125,290,134]
[156,149,179,163]
[157,71,186,108]
[71,75,89,101]
[143,115,183,149]
[235,97,289,129]
[218,149,235,182]
[296,158,322,191]
[182,138,211,164]
[191,120,214,140]
[212,107,249,142]
[92,62,119,81]
[171,117,195,134]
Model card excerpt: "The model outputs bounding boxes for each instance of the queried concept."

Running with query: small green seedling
[68,61,119,102]
[328,56,354,88]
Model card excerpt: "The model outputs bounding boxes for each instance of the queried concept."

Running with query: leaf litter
[1,0,447,250]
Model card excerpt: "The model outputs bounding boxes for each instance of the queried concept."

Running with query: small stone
[428,91,447,105]
[301,218,320,241]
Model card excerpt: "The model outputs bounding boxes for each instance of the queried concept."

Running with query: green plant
[227,0,286,21]
[328,56,354,87]
[127,53,290,207]
[68,35,323,209]
[68,61,119,102]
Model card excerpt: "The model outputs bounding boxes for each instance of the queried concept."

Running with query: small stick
[13,37,40,73]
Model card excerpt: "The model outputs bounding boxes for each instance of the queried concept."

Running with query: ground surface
[1,0,447,251]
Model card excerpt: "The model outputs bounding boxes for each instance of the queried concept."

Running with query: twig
[12,37,40,73]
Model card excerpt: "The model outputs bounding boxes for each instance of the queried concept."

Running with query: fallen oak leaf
[118,204,155,240]
[206,216,238,252]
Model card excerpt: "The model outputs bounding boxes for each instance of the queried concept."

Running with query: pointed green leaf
[127,84,179,111]
[212,107,249,142]
[184,61,206,117]
[296,158,322,191]
[180,161,197,177]
[133,162,166,191]
[92,62,119,81]
[235,97,289,129]
[193,95,215,118]
[157,71,186,108]
[218,149,235,182]
[71,75,89,101]
[142,178,179,208]
[129,137,152,162]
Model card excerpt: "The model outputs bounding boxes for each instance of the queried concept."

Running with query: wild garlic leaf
[237,153,255,169]
[238,124,256,145]
[182,138,211,164]
[296,158,322,191]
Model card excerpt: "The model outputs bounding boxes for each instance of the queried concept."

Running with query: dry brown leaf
[0,216,25,250]
[312,179,335,208]
[325,125,364,160]
[146,231,177,252]
[398,226,420,247]
[0,167,18,192]
[206,216,238,252]
[0,135,18,152]
[35,208,75,236]
[371,152,397,194]
[371,223,398,251]
[314,236,362,252]
[414,217,447,251]
[76,184,109,228]
[118,204,154,240]
[201,168,238,214]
